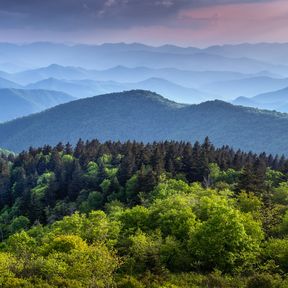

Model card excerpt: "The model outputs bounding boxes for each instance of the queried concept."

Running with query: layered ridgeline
[26,76,209,103]
[233,87,288,113]
[201,76,288,99]
[0,77,21,89]
[1,42,288,73]
[0,90,288,154]
[0,88,74,122]
[2,63,285,102]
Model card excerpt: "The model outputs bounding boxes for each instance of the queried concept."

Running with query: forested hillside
[1,139,288,286]
[1,90,288,155]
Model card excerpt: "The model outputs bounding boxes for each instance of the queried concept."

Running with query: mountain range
[1,63,274,87]
[26,77,210,103]
[1,43,288,75]
[204,43,288,66]
[2,63,286,103]
[0,77,22,89]
[0,90,288,155]
[0,88,74,122]
[233,87,288,113]
[1,62,288,112]
[202,76,288,99]
[26,78,122,98]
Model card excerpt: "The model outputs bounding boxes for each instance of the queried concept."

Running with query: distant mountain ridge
[2,63,271,86]
[233,87,288,112]
[9,64,91,84]
[26,76,210,103]
[1,42,288,74]
[0,90,288,155]
[2,63,287,104]
[204,43,288,66]
[0,77,22,89]
[0,88,74,122]
[202,76,288,99]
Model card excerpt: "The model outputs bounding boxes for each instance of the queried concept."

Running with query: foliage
[0,140,288,286]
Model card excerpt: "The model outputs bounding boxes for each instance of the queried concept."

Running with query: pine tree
[117,151,136,186]
[151,146,164,176]
[238,158,267,194]
[137,166,157,193]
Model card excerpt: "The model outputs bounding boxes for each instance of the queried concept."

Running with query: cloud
[0,0,273,31]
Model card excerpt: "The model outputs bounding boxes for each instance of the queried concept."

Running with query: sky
[0,0,288,46]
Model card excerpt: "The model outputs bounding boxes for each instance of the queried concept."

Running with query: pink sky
[1,0,288,46]
[121,0,288,46]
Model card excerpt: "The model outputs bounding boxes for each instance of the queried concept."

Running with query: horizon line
[1,41,288,49]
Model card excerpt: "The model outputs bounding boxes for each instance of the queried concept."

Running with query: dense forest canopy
[1,138,288,286]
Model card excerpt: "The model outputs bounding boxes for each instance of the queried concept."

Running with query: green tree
[8,216,30,234]
[189,202,263,272]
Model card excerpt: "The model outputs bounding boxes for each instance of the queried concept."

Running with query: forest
[1,138,288,287]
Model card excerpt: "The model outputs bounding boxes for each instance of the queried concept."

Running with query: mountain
[232,96,258,108]
[233,87,288,112]
[127,78,209,103]
[201,76,288,99]
[0,43,287,75]
[27,77,211,103]
[26,78,124,98]
[0,90,288,154]
[10,64,91,85]
[94,66,264,87]
[204,43,288,66]
[0,77,22,89]
[0,62,28,73]
[8,63,274,88]
[23,65,251,87]
[0,88,74,122]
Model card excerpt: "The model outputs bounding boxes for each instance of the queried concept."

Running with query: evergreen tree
[238,158,267,194]
[118,151,136,185]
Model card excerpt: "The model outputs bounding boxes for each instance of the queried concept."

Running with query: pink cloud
[85,0,288,46]
[175,0,288,44]
[1,0,288,46]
